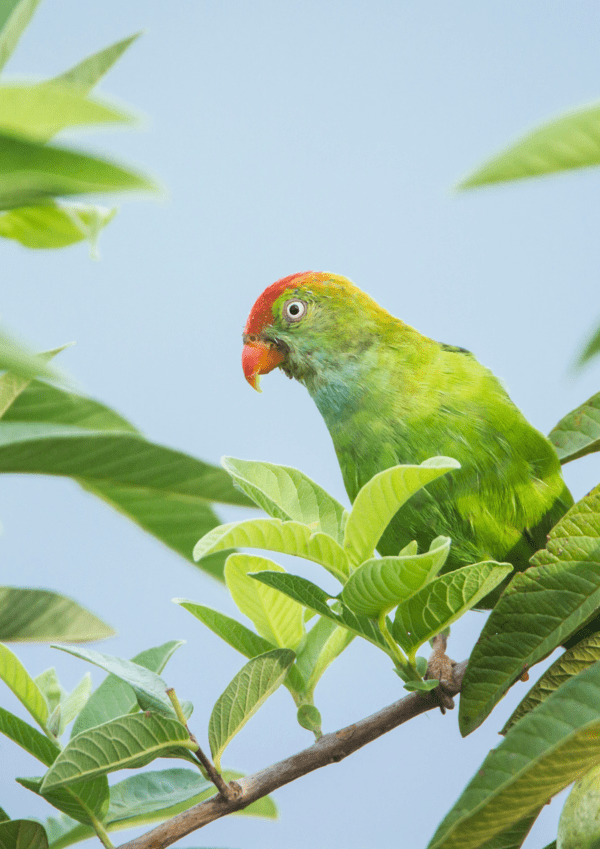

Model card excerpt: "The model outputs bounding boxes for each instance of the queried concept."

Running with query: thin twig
[117,660,467,849]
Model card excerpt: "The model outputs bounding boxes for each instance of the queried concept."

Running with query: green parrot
[242,271,572,579]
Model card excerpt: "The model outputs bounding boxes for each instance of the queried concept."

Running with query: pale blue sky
[2,2,600,847]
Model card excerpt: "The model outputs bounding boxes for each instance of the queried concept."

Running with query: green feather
[251,272,572,595]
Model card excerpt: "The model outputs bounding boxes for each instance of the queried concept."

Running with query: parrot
[241,271,573,583]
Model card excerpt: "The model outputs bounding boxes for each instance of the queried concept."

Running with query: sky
[2,1,600,847]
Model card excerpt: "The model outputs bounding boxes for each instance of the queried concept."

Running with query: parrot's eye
[283,299,307,323]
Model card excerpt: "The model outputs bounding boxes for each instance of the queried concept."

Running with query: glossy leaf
[342,536,451,616]
[71,640,183,738]
[0,706,59,765]
[0,643,48,728]
[250,570,389,653]
[0,132,155,211]
[209,649,295,770]
[225,554,305,650]
[393,561,512,655]
[459,485,600,736]
[41,713,195,791]
[0,588,113,643]
[460,103,600,188]
[427,661,600,849]
[0,203,116,251]
[0,0,42,73]
[503,634,600,734]
[53,646,175,718]
[549,391,600,464]
[0,84,131,141]
[51,33,141,94]
[17,774,109,827]
[222,456,348,543]
[194,517,349,581]
[343,457,460,567]
[0,819,48,849]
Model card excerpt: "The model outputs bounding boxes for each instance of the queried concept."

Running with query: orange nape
[242,339,285,392]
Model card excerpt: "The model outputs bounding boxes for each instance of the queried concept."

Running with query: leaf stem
[166,688,238,802]
[377,612,419,681]
[90,814,114,848]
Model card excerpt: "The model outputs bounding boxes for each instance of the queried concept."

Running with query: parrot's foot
[425,633,456,714]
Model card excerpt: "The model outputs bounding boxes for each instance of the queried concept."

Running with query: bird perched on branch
[242,271,572,582]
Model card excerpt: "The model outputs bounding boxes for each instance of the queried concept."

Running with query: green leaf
[296,619,353,696]
[476,810,542,849]
[427,661,600,849]
[0,643,48,728]
[0,588,114,643]
[34,668,62,714]
[503,634,600,734]
[71,640,183,738]
[557,762,600,849]
[577,321,600,369]
[0,203,116,251]
[549,391,600,464]
[194,517,349,581]
[41,713,195,791]
[0,84,132,142]
[208,648,295,770]
[53,646,176,718]
[342,536,451,616]
[0,132,155,211]
[0,810,8,824]
[459,484,600,736]
[222,456,348,543]
[0,330,61,382]
[51,33,141,95]
[342,458,461,567]
[250,570,389,653]
[225,554,305,650]
[0,819,48,849]
[0,706,59,765]
[0,347,67,418]
[297,704,322,734]
[17,774,109,827]
[0,0,42,73]
[57,675,92,737]
[393,561,512,655]
[460,103,600,188]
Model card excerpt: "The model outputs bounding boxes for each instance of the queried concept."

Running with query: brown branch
[117,659,467,849]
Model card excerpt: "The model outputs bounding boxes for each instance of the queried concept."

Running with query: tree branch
[117,659,467,849]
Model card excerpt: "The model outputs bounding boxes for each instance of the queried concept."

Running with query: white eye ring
[283,299,307,323]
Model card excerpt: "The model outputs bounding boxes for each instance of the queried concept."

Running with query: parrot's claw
[425,633,456,714]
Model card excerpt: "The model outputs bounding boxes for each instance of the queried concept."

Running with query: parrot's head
[242,271,389,392]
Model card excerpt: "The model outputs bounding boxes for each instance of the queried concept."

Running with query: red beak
[242,339,285,392]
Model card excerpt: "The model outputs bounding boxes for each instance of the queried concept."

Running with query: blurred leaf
[222,456,348,543]
[0,810,8,824]
[51,33,142,94]
[41,713,196,791]
[208,648,295,770]
[577,321,600,369]
[34,668,62,714]
[0,132,155,211]
[0,819,48,849]
[0,203,116,251]
[56,674,92,736]
[250,570,389,653]
[0,706,59,765]
[194,517,349,581]
[71,640,183,738]
[459,485,600,736]
[17,774,109,827]
[503,634,600,734]
[0,588,114,643]
[0,346,69,419]
[0,84,132,141]
[0,0,42,73]
[460,103,600,188]
[557,763,600,849]
[225,554,305,650]
[427,662,600,849]
[342,536,451,616]
[53,646,176,719]
[393,562,512,655]
[0,330,61,382]
[549,391,600,464]
[0,643,48,728]
[343,458,460,568]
